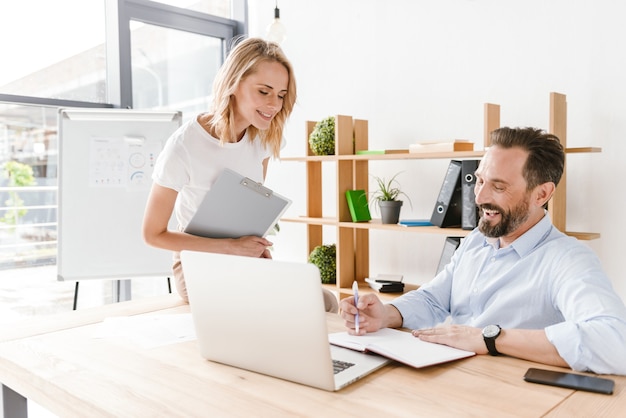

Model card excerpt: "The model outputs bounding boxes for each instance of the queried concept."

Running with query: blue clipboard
[184,168,292,239]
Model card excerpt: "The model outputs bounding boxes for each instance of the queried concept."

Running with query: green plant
[1,161,36,225]
[369,172,412,204]
[308,116,335,156]
[308,243,336,284]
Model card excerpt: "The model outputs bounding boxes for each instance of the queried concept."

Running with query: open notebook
[181,251,390,391]
[329,328,474,368]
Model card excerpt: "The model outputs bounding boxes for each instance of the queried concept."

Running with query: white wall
[248,0,626,302]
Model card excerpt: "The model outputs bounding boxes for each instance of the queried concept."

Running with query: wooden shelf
[282,217,596,240]
[281,216,337,226]
[281,151,485,162]
[566,147,602,154]
[280,147,600,162]
[564,231,601,240]
[283,217,471,236]
[338,220,469,235]
[323,283,420,302]
[285,94,600,298]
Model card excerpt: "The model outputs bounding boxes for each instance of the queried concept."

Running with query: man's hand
[339,293,401,335]
[412,325,488,354]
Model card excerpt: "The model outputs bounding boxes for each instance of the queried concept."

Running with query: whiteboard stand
[113,279,132,303]
[71,280,132,309]
[58,109,181,299]
[72,277,173,310]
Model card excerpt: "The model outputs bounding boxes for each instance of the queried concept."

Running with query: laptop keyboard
[333,359,355,374]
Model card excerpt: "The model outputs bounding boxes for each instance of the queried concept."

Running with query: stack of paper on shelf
[365,277,404,293]
[409,140,474,153]
[384,149,410,154]
[355,149,409,155]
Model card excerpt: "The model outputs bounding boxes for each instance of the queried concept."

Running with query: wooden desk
[0,294,185,343]
[0,294,185,418]
[0,297,624,417]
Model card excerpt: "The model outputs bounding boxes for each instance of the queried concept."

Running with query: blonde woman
[143,37,297,302]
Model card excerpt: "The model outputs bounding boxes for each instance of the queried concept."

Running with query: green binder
[345,189,371,222]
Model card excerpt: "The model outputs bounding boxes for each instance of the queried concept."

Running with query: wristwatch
[482,324,502,356]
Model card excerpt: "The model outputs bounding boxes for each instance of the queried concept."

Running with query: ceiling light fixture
[266,1,286,44]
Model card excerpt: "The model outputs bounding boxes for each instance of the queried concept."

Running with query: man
[340,127,626,375]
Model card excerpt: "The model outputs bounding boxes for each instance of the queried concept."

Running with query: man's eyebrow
[476,172,510,185]
[489,177,510,185]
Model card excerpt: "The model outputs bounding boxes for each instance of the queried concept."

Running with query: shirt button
[472,287,479,293]
[491,257,496,262]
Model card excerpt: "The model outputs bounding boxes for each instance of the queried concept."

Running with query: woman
[142,37,297,302]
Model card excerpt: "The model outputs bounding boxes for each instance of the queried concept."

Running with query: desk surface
[0,294,186,343]
[0,295,624,417]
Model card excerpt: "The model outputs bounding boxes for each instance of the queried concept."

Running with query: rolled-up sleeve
[545,244,626,375]
[546,315,626,375]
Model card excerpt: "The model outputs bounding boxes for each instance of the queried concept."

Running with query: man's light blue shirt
[391,213,626,375]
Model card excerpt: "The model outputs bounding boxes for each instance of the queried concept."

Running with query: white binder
[184,168,292,239]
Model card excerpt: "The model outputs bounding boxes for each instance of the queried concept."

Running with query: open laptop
[181,251,390,391]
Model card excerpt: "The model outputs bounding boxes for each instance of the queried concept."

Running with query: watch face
[483,324,500,338]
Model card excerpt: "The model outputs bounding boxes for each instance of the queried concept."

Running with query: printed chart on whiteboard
[89,136,161,190]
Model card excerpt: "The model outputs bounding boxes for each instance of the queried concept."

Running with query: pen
[352,281,360,333]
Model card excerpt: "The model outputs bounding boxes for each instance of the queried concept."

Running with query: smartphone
[523,367,614,395]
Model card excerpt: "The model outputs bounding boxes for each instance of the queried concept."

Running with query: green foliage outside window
[1,161,36,225]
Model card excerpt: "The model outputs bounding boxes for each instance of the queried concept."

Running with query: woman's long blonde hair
[208,37,297,158]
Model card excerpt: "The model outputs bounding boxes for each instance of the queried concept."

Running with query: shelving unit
[281,92,600,298]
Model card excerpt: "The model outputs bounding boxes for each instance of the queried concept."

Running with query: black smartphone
[523,367,614,395]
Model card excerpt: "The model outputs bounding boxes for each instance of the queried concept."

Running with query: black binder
[461,160,480,230]
[430,160,462,227]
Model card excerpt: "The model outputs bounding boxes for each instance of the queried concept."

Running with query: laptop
[436,236,461,275]
[181,250,390,391]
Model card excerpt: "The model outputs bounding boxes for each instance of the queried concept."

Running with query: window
[150,0,232,18]
[0,103,58,268]
[130,23,222,116]
[111,0,242,110]
[0,0,107,103]
[0,0,246,269]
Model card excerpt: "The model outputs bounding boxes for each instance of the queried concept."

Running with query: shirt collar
[483,211,552,256]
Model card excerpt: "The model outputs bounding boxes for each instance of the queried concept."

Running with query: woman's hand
[231,236,273,258]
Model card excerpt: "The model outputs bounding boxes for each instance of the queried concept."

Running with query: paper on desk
[94,313,197,349]
[329,328,474,368]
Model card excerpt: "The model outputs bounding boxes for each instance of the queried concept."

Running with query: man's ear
[535,182,556,207]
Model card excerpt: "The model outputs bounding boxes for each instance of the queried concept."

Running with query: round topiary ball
[308,244,336,284]
[308,116,335,156]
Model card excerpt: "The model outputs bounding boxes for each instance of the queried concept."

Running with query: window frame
[0,0,247,110]
[106,0,247,109]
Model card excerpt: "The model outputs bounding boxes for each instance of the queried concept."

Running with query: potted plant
[308,116,335,156]
[370,172,411,224]
[308,243,336,284]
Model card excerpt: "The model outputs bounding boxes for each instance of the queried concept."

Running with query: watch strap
[484,336,500,356]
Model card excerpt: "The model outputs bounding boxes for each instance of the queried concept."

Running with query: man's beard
[478,197,530,238]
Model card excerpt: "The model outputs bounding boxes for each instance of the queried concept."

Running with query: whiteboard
[57,108,182,281]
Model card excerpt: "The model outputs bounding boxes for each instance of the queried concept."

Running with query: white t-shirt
[152,116,275,229]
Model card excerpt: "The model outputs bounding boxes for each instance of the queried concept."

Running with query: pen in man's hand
[352,281,359,333]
